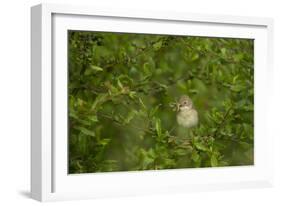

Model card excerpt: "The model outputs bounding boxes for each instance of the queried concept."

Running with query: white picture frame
[31,3,274,202]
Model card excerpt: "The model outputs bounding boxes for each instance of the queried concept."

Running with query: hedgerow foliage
[68,31,254,174]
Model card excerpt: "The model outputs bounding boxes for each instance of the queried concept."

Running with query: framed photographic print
[31,3,274,201]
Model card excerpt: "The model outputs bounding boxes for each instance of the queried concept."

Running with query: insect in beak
[176,103,180,112]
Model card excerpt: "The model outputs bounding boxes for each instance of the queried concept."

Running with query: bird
[176,95,198,128]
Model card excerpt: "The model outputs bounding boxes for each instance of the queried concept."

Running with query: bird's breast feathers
[177,109,198,128]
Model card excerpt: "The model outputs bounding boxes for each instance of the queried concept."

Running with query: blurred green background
[68,30,254,174]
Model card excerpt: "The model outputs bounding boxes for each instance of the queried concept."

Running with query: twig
[134,75,194,95]
[102,38,166,71]
[179,37,253,69]
[213,106,233,138]
[168,126,176,134]
[98,112,153,134]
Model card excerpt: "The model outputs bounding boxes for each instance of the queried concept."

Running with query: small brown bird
[176,95,198,128]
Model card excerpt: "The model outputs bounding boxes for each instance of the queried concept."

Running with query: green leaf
[231,84,245,92]
[138,98,146,109]
[191,150,200,162]
[175,149,188,156]
[78,119,91,126]
[239,141,251,149]
[221,48,226,56]
[129,91,137,99]
[99,138,111,146]
[211,155,218,167]
[153,41,162,50]
[232,75,239,84]
[139,148,155,169]
[191,53,199,61]
[143,62,151,75]
[189,89,198,94]
[194,142,208,152]
[117,78,123,89]
[149,104,161,118]
[88,115,98,122]
[124,110,136,124]
[91,94,108,111]
[76,161,83,169]
[84,65,104,75]
[69,110,79,119]
[155,118,162,137]
[75,126,95,137]
[90,65,103,72]
[70,112,91,126]
[233,53,244,62]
